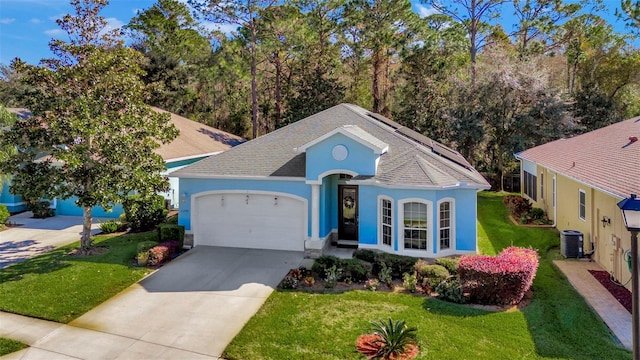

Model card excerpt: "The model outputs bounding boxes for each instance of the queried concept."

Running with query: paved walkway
[0,212,104,269]
[554,259,632,350]
[1,246,303,359]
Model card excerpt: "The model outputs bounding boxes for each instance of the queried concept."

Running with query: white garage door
[193,192,306,251]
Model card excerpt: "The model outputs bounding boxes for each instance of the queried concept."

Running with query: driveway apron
[13,246,303,359]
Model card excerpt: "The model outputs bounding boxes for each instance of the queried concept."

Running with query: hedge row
[352,249,418,279]
[311,256,373,282]
[458,246,539,305]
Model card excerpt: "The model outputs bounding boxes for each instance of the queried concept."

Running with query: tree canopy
[0,0,178,251]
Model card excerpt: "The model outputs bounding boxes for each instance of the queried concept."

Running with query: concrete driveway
[0,212,104,269]
[4,246,304,359]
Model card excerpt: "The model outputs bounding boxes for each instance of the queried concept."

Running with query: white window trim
[377,195,394,248]
[437,198,455,254]
[398,198,433,257]
[579,189,586,221]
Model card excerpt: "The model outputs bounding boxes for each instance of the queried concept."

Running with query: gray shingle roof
[173,104,490,188]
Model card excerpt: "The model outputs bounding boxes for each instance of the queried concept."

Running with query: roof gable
[296,125,388,155]
[517,117,640,198]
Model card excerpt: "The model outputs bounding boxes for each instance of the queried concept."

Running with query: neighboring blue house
[173,104,490,258]
[1,107,244,217]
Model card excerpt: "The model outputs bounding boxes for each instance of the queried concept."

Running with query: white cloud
[44,28,65,36]
[104,17,125,32]
[414,4,438,18]
[202,22,238,36]
[0,18,16,25]
[30,18,41,24]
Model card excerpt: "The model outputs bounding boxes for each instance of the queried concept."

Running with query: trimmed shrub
[0,204,9,228]
[436,277,467,304]
[121,194,167,232]
[27,200,54,218]
[415,263,449,291]
[148,245,170,266]
[353,250,419,279]
[435,257,460,276]
[374,253,419,279]
[99,220,120,234]
[353,249,378,264]
[458,246,539,305]
[340,258,373,282]
[157,223,185,248]
[312,255,341,278]
[158,240,181,256]
[137,241,158,253]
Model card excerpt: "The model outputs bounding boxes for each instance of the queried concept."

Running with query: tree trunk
[81,206,93,253]
[250,20,259,139]
[470,23,478,86]
[372,49,382,113]
[274,53,282,130]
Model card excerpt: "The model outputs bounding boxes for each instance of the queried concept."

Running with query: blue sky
[0,0,633,66]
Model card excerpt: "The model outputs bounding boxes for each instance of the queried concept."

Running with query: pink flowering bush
[147,241,181,266]
[458,247,539,305]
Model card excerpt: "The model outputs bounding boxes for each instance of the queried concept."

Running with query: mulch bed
[588,270,632,313]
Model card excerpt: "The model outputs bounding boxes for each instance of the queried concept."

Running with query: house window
[439,201,451,250]
[579,190,586,220]
[540,173,544,200]
[523,171,537,201]
[403,202,428,250]
[381,199,393,246]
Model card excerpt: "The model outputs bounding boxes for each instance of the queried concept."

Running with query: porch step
[336,240,358,248]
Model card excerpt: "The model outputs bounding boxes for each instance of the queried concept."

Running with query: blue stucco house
[1,107,244,217]
[174,104,490,258]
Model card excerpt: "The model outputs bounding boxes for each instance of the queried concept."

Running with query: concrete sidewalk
[0,246,303,359]
[0,212,104,269]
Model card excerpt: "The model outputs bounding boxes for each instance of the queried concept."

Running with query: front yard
[0,193,632,359]
[223,192,632,359]
[0,232,155,323]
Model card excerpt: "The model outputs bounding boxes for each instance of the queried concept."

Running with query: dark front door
[338,185,358,240]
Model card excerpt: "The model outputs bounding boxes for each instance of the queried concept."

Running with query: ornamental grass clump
[458,246,539,305]
[356,318,419,360]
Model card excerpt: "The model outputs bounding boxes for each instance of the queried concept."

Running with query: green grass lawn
[0,338,26,356]
[224,192,632,360]
[0,232,155,323]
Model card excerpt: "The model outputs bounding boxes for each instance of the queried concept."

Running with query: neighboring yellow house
[516,117,640,291]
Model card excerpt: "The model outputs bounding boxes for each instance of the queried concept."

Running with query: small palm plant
[356,318,419,359]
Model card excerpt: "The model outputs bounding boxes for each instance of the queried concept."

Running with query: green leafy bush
[352,249,377,263]
[311,255,341,278]
[375,253,418,279]
[27,200,54,218]
[324,265,342,288]
[340,258,373,282]
[415,263,449,291]
[0,204,9,227]
[403,272,417,292]
[436,277,467,304]
[435,257,460,276]
[157,223,185,248]
[378,262,393,286]
[121,194,167,232]
[137,240,158,253]
[99,220,120,234]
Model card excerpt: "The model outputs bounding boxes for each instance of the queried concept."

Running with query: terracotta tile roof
[152,107,245,161]
[173,103,489,189]
[517,117,640,198]
[7,107,244,162]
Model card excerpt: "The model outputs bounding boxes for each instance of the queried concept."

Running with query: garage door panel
[193,193,305,251]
